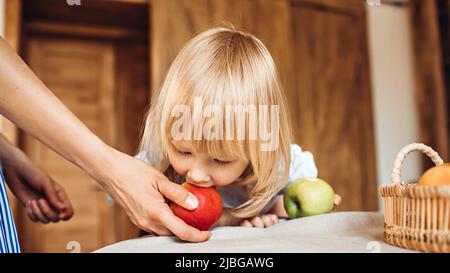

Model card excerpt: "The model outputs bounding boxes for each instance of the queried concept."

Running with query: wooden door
[415,0,449,166]
[290,0,378,211]
[19,37,117,252]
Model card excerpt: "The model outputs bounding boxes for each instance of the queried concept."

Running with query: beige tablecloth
[95,212,416,253]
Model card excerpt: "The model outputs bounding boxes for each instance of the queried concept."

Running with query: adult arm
[0,37,209,242]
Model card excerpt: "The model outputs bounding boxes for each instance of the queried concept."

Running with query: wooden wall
[410,0,449,168]
[151,0,293,96]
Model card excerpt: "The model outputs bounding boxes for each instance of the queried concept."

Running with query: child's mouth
[185,179,214,188]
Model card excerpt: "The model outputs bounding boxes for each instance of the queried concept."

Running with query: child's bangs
[163,104,250,162]
[193,138,248,161]
[161,79,256,162]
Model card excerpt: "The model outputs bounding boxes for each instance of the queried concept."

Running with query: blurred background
[0,0,448,252]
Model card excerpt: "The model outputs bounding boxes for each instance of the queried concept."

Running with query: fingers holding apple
[239,214,279,228]
[169,183,223,231]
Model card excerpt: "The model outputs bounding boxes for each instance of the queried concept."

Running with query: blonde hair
[139,26,292,218]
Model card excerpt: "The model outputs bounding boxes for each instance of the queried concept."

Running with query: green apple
[284,178,335,218]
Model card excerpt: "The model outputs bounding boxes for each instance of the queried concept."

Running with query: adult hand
[99,149,211,242]
[0,136,74,223]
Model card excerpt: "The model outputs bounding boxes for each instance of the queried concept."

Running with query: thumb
[157,179,198,210]
[41,179,65,210]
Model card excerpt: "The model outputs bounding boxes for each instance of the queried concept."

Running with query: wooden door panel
[114,42,150,240]
[291,1,378,211]
[412,0,449,165]
[151,0,292,96]
[20,37,116,252]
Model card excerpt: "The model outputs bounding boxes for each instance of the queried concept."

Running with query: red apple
[169,183,223,231]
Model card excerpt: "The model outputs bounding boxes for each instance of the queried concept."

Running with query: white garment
[216,144,318,214]
[136,144,318,214]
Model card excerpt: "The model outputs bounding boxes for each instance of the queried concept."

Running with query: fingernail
[185,193,198,210]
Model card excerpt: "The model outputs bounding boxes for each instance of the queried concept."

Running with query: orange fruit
[418,163,450,186]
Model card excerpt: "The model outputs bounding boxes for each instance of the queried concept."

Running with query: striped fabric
[0,163,21,253]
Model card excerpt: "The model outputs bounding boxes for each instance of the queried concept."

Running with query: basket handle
[391,143,444,184]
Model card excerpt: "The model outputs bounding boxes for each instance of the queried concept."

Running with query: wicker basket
[379,143,450,253]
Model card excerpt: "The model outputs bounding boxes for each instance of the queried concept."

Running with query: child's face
[168,140,249,188]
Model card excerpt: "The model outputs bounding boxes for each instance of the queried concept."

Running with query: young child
[137,26,338,229]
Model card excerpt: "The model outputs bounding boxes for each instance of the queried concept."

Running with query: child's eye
[176,149,192,156]
[213,158,233,165]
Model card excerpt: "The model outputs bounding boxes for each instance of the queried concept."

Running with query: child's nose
[187,166,212,187]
